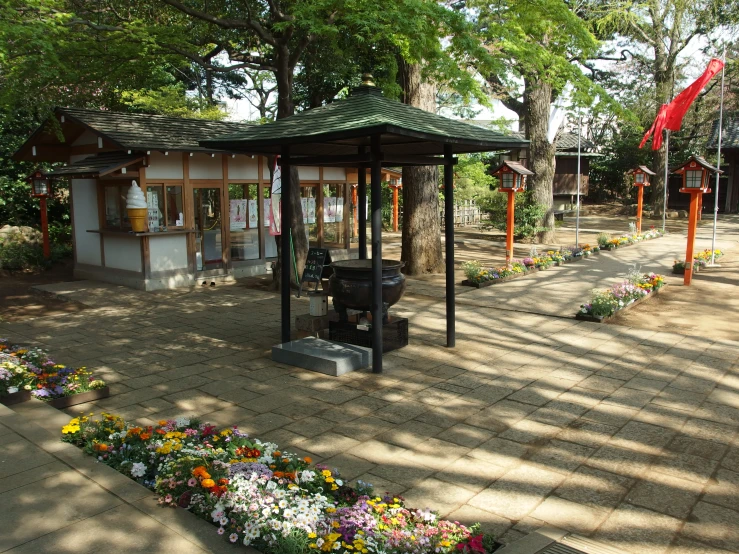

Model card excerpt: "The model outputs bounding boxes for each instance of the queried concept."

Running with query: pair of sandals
[201,281,216,287]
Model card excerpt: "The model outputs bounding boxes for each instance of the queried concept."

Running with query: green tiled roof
[58,107,249,152]
[707,116,739,149]
[202,87,529,156]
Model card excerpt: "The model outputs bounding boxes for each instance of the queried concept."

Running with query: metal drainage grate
[538,534,627,554]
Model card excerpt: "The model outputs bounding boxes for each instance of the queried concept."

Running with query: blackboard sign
[299,247,329,296]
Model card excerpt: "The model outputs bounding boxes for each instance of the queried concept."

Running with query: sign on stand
[299,247,329,297]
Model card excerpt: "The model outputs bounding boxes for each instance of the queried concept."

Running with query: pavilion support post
[358,146,367,260]
[444,144,455,348]
[280,145,292,343]
[370,136,383,373]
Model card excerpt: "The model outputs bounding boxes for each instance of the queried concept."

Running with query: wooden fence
[440,200,482,228]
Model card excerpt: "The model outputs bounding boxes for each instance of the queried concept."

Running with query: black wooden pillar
[444,144,455,347]
[357,145,367,259]
[370,136,383,373]
[280,145,292,343]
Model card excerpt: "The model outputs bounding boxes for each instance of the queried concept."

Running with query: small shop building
[14,108,357,290]
[704,116,737,213]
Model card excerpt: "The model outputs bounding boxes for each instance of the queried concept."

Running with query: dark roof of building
[57,108,249,152]
[201,86,529,158]
[627,165,657,176]
[508,130,600,157]
[492,160,534,175]
[707,116,739,149]
[43,152,144,177]
[672,155,723,174]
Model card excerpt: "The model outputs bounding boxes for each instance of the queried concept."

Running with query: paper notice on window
[248,199,258,229]
[301,197,308,224]
[307,197,316,224]
[264,199,271,227]
[230,199,247,230]
[336,199,344,222]
[324,197,336,223]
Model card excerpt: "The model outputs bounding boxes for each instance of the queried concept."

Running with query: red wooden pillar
[636,186,644,234]
[351,185,358,238]
[506,190,515,266]
[40,196,50,259]
[697,193,703,221]
[684,192,700,286]
[392,185,399,232]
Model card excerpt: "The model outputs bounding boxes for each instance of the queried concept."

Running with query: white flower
[299,470,316,482]
[175,416,190,427]
[130,462,147,478]
[335,479,343,486]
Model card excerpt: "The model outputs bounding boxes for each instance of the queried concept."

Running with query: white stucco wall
[189,153,223,179]
[71,179,102,266]
[228,156,259,180]
[263,160,272,180]
[298,166,320,180]
[103,236,142,272]
[149,234,189,272]
[147,152,184,179]
[323,167,346,181]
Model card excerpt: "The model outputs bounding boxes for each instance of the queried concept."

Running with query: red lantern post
[627,166,655,234]
[673,157,721,286]
[28,170,51,259]
[492,161,534,266]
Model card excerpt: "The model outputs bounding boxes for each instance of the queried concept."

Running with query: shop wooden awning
[43,152,145,178]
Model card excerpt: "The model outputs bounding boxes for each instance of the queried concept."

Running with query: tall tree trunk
[523,77,555,243]
[651,50,672,213]
[272,46,308,288]
[398,61,444,274]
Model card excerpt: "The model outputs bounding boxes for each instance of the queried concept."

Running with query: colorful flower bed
[461,245,601,286]
[578,272,665,320]
[62,413,498,554]
[672,249,724,274]
[597,228,664,250]
[0,339,106,401]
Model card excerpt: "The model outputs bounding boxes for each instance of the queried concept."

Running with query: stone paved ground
[1,221,738,554]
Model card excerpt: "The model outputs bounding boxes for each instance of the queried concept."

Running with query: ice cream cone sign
[127,180,148,232]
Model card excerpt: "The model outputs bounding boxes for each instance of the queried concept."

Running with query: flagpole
[663,130,669,233]
[576,112,582,247]
[709,47,726,266]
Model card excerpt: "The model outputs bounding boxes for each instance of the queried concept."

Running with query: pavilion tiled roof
[202,86,529,156]
[57,107,249,152]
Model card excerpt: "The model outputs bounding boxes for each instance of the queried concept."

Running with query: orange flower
[282,458,290,464]
[273,471,285,478]
[304,457,312,464]
[155,429,166,435]
[274,451,281,456]
[201,478,216,489]
[192,466,211,479]
[158,420,168,426]
[139,433,151,440]
[218,478,229,485]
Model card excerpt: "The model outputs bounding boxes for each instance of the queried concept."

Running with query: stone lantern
[492,161,533,266]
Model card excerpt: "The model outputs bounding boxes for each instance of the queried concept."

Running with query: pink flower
[217,527,225,535]
[188,478,197,487]
[164,494,173,503]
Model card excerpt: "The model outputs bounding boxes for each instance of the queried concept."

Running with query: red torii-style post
[626,166,656,234]
[492,161,533,266]
[28,170,52,259]
[389,183,402,232]
[672,156,722,286]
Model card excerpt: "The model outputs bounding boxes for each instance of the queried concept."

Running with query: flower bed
[461,244,600,287]
[673,250,724,274]
[597,228,664,251]
[0,339,107,406]
[62,413,500,554]
[576,272,665,322]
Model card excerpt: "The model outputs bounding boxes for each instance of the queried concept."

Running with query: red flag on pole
[640,58,725,150]
[639,103,669,149]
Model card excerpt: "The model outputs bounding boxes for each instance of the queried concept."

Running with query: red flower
[457,535,486,553]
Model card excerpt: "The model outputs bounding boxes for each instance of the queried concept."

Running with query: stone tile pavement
[1,235,739,553]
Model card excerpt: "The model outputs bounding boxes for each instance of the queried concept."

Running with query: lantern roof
[42,152,145,178]
[627,165,656,176]
[491,160,534,176]
[201,85,529,160]
[672,156,723,175]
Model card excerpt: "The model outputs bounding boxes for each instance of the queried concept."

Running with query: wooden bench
[554,209,574,221]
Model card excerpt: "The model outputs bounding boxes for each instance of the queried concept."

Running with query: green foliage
[461,260,483,281]
[0,231,71,270]
[596,232,610,247]
[452,155,494,201]
[481,190,549,239]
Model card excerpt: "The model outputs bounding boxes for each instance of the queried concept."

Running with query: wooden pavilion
[202,78,529,373]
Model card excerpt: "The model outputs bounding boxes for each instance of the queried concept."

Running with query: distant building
[705,116,737,213]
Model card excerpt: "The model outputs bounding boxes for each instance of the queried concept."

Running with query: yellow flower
[321,469,332,477]
[308,533,317,539]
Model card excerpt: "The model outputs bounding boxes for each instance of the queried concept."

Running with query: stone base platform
[271,337,371,376]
